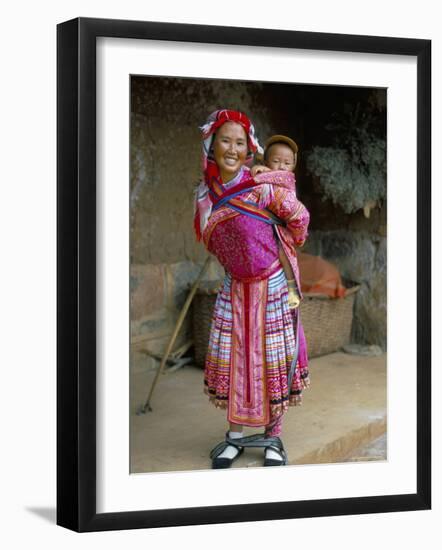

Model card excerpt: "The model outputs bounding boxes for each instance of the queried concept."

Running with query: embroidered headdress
[200,109,263,171]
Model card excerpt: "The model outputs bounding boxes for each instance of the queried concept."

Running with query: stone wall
[303,229,386,349]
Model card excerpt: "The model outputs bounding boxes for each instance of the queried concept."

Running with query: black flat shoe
[210,433,245,469]
[263,440,288,467]
[212,446,244,469]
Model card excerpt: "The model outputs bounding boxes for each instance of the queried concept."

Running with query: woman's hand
[250,164,271,177]
[301,376,310,389]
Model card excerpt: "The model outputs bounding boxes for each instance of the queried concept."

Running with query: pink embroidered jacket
[202,170,310,294]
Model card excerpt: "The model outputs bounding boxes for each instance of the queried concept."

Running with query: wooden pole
[137,256,211,414]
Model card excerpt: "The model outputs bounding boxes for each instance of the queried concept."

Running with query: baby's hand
[251,164,271,177]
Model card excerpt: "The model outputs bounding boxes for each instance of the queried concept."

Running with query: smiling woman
[213,122,249,182]
[194,109,310,469]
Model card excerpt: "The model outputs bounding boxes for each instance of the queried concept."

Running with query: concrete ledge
[296,416,386,465]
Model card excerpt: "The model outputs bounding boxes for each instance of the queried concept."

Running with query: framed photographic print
[57,17,431,532]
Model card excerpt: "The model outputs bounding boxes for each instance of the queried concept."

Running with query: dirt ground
[130,351,387,473]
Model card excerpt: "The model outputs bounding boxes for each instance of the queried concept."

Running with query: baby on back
[252,135,300,309]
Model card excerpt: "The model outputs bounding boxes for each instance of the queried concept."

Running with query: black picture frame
[57,17,431,532]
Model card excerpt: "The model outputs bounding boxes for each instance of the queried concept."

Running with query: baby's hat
[259,134,299,168]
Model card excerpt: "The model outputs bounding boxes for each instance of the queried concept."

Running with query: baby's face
[265,143,295,172]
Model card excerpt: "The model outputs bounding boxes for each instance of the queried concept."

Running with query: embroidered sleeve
[268,186,310,246]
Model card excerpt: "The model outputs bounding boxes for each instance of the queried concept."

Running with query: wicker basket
[191,281,222,369]
[300,284,360,358]
[191,280,360,368]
